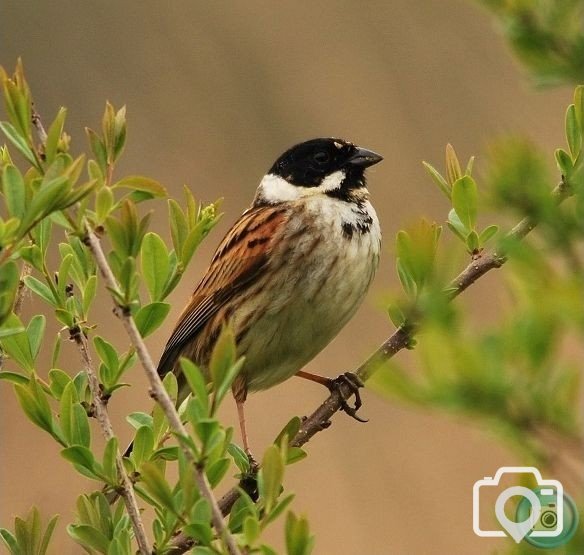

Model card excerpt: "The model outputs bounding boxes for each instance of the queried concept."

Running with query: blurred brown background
[0,1,575,553]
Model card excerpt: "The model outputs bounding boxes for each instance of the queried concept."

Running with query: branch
[84,229,242,555]
[73,331,152,555]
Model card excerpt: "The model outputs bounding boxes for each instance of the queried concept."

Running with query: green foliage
[423,144,498,255]
[3,8,584,552]
[479,0,584,85]
[0,507,59,555]
[377,82,584,554]
[67,493,132,554]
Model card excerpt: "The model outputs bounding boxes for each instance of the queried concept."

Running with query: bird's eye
[313,151,330,164]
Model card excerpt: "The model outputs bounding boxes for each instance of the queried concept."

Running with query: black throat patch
[340,200,374,239]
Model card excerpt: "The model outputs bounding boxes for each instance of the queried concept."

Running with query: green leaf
[26,314,45,361]
[264,493,295,525]
[180,358,209,415]
[0,261,19,323]
[86,128,107,173]
[0,528,18,554]
[285,512,314,555]
[565,103,581,159]
[168,199,188,255]
[451,175,478,231]
[212,358,243,414]
[59,382,77,442]
[395,221,440,295]
[1,315,34,371]
[465,155,475,176]
[67,523,110,554]
[227,443,250,474]
[114,176,167,197]
[2,165,25,219]
[14,380,54,435]
[141,233,170,302]
[0,121,37,166]
[69,403,91,447]
[466,230,480,253]
[56,254,74,302]
[132,425,154,466]
[39,514,59,555]
[102,437,119,485]
[126,412,153,430]
[274,416,302,447]
[0,326,25,339]
[139,462,176,512]
[209,326,237,394]
[96,186,114,223]
[422,161,450,199]
[0,371,29,385]
[162,371,178,404]
[45,107,67,165]
[19,246,43,274]
[151,446,179,461]
[555,148,573,175]
[206,457,230,488]
[181,222,206,268]
[286,447,307,465]
[229,491,257,533]
[134,302,170,337]
[82,275,97,317]
[243,516,260,546]
[387,303,406,328]
[479,224,499,245]
[48,368,70,399]
[182,525,213,547]
[93,336,119,375]
[61,446,102,479]
[23,276,56,306]
[260,445,284,513]
[19,176,71,235]
[446,209,466,241]
[396,258,416,297]
[445,143,462,185]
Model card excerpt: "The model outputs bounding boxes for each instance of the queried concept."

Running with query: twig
[73,331,152,555]
[84,229,242,555]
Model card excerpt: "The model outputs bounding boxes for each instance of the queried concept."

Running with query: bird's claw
[327,372,368,423]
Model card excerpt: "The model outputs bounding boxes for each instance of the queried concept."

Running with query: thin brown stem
[73,332,152,555]
[84,229,241,555]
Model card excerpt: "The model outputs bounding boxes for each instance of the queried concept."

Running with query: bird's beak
[347,147,383,168]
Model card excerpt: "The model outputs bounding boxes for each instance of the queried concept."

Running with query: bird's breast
[236,195,381,392]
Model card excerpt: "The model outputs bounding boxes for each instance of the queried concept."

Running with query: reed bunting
[159,138,382,454]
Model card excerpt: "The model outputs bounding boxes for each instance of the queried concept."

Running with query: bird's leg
[295,370,367,422]
[235,398,251,454]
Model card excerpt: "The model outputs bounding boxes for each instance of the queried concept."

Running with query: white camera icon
[473,466,563,543]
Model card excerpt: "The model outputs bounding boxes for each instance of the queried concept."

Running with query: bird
[155,137,382,456]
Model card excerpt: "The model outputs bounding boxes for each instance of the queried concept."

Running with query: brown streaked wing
[156,205,288,378]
